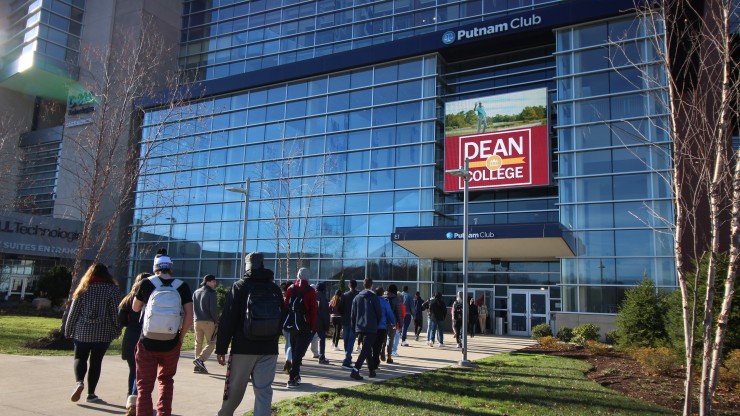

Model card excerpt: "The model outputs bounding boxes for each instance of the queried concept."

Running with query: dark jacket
[469,302,479,321]
[413,297,424,321]
[429,297,446,322]
[118,303,141,361]
[401,291,414,317]
[216,267,284,355]
[340,288,359,327]
[386,292,402,328]
[315,288,330,333]
[192,284,218,322]
[351,289,382,334]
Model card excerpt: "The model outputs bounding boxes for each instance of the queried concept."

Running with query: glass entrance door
[457,287,493,334]
[509,289,549,336]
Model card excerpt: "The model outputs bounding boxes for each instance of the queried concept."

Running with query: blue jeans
[401,314,412,341]
[342,324,355,364]
[428,320,443,344]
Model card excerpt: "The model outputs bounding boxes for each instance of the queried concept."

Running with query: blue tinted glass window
[577,177,612,202]
[350,89,372,108]
[348,130,371,150]
[613,174,648,200]
[396,124,420,145]
[369,191,393,212]
[371,148,395,169]
[370,169,394,190]
[343,237,367,258]
[322,216,343,236]
[373,105,396,125]
[328,92,349,112]
[395,190,419,211]
[346,171,369,191]
[307,96,327,114]
[396,145,419,166]
[344,215,368,236]
[347,151,370,171]
[374,84,397,105]
[615,230,654,256]
[395,167,420,188]
[349,109,372,129]
[345,193,368,214]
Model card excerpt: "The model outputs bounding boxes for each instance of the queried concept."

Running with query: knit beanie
[153,248,173,272]
[295,267,310,287]
[245,252,264,272]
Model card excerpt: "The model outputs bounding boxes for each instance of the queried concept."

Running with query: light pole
[446,158,473,367]
[226,178,250,280]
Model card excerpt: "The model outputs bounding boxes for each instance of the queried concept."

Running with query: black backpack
[282,285,310,333]
[453,301,463,321]
[243,281,283,341]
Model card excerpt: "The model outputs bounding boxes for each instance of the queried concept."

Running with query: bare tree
[57,18,201,327]
[612,2,739,414]
[259,137,330,283]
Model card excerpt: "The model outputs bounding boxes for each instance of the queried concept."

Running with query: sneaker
[380,350,385,361]
[386,357,394,364]
[341,361,353,370]
[85,394,101,403]
[312,354,320,359]
[125,394,137,410]
[457,343,462,349]
[355,347,361,353]
[333,346,342,351]
[401,341,409,347]
[350,370,363,380]
[319,358,330,365]
[283,360,292,375]
[391,352,400,357]
[369,369,377,378]
[193,358,208,373]
[295,376,302,385]
[437,343,444,347]
[415,335,419,341]
[427,341,433,346]
[193,366,202,373]
[286,379,299,389]
[70,382,84,402]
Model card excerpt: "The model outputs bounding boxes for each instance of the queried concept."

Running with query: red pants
[135,341,181,416]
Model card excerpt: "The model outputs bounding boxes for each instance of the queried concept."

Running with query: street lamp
[226,178,250,280]
[446,158,473,367]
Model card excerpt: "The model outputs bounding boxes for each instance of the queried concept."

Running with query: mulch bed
[521,345,740,415]
[23,329,73,350]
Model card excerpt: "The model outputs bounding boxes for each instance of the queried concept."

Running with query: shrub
[537,335,558,349]
[605,330,619,346]
[556,327,573,342]
[36,266,72,305]
[531,323,552,339]
[573,323,600,345]
[630,347,681,375]
[585,340,612,356]
[719,349,740,390]
[215,284,230,312]
[615,278,667,349]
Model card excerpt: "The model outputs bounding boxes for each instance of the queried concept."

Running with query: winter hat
[245,252,264,272]
[316,282,326,292]
[201,274,216,286]
[295,267,310,287]
[153,248,173,273]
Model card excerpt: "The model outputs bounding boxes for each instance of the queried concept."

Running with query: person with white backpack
[132,249,193,416]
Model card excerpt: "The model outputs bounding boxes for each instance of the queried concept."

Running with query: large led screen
[444,88,550,192]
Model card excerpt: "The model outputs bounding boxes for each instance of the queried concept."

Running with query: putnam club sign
[445,125,550,192]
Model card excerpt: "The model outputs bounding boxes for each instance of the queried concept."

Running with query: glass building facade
[130,0,677,334]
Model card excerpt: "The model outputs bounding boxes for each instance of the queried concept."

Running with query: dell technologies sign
[442,14,542,45]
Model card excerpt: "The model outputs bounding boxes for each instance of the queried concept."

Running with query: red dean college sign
[445,125,550,192]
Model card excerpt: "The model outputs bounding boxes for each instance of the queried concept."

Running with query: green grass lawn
[264,353,676,416]
[0,315,194,356]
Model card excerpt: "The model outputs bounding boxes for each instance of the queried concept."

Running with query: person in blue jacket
[348,277,381,380]
[369,286,396,378]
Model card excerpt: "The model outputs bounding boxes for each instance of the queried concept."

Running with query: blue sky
[445,87,547,116]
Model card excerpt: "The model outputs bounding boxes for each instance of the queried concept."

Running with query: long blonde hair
[329,290,342,308]
[119,272,151,310]
[72,263,115,299]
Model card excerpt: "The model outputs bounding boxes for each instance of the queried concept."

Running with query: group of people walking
[63,249,491,416]
[65,249,196,416]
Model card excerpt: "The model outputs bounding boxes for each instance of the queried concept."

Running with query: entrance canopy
[391,223,575,261]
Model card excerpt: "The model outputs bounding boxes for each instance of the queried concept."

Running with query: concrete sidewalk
[0,334,534,415]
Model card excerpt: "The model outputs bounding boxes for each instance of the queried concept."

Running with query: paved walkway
[0,334,534,415]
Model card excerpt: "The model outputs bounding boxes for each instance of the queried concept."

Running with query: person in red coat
[282,268,317,388]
